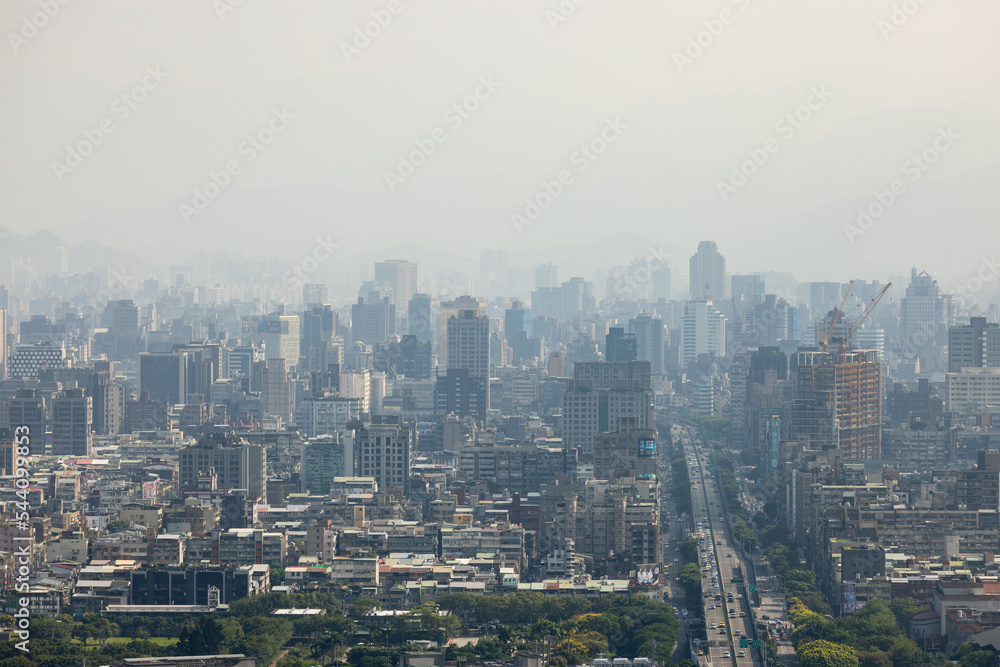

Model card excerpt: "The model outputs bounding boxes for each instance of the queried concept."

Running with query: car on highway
[738,652,746,658]
[723,652,731,658]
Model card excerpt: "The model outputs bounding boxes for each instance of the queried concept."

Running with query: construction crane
[820,280,854,351]
[836,282,892,362]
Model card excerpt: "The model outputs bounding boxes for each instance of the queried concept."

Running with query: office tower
[505,300,538,363]
[560,360,654,455]
[809,282,844,321]
[340,369,372,413]
[447,309,490,412]
[593,417,658,482]
[480,248,509,298]
[7,342,67,379]
[651,262,671,301]
[293,395,363,437]
[50,388,92,457]
[259,314,301,370]
[434,368,488,420]
[731,274,765,307]
[300,304,337,371]
[351,296,395,346]
[262,359,293,423]
[854,327,885,361]
[399,335,432,379]
[374,260,418,306]
[89,368,126,436]
[949,317,1000,372]
[105,299,139,334]
[946,368,1000,414]
[536,262,558,290]
[900,269,952,363]
[7,389,46,452]
[139,352,189,405]
[179,434,266,500]
[680,300,726,366]
[227,344,262,380]
[689,241,726,300]
[794,348,882,460]
[630,314,665,375]
[447,310,490,377]
[606,327,637,362]
[744,295,789,348]
[560,277,595,319]
[354,415,413,493]
[407,293,432,345]
[301,435,353,494]
[0,308,6,378]
[174,343,222,398]
[302,283,328,306]
[438,296,485,370]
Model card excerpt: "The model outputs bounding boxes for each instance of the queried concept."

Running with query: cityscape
[1,5,999,667]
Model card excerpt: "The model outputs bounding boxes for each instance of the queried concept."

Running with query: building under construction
[794,349,882,460]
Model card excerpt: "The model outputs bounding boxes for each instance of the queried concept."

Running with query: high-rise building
[374,260,418,307]
[689,241,726,300]
[300,305,337,372]
[89,368,126,436]
[605,327,637,362]
[731,274,765,307]
[351,296,395,346]
[560,360,654,455]
[535,262,558,290]
[447,309,490,411]
[7,342,67,379]
[50,388,92,457]
[651,262,671,301]
[259,314,301,370]
[794,349,882,460]
[407,293,432,345]
[480,249,509,298]
[139,352,189,405]
[680,300,726,366]
[434,367,488,420]
[593,417,658,482]
[354,415,413,493]
[302,283,328,306]
[629,314,665,375]
[7,389,45,452]
[399,335,432,380]
[301,435,353,494]
[438,296,485,371]
[949,317,1000,372]
[900,269,952,367]
[744,295,789,348]
[262,359,293,423]
[179,434,266,500]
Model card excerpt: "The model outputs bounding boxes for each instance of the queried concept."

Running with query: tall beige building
[438,296,485,371]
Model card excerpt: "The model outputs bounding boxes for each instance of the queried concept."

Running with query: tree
[887,599,931,635]
[857,651,892,667]
[798,640,860,667]
[887,637,923,667]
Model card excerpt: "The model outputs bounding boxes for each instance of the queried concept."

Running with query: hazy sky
[2,0,999,288]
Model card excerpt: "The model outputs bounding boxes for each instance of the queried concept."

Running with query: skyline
[2,0,999,285]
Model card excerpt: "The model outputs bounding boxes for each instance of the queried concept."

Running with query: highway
[676,424,760,667]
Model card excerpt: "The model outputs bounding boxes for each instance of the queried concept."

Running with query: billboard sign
[637,438,656,457]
